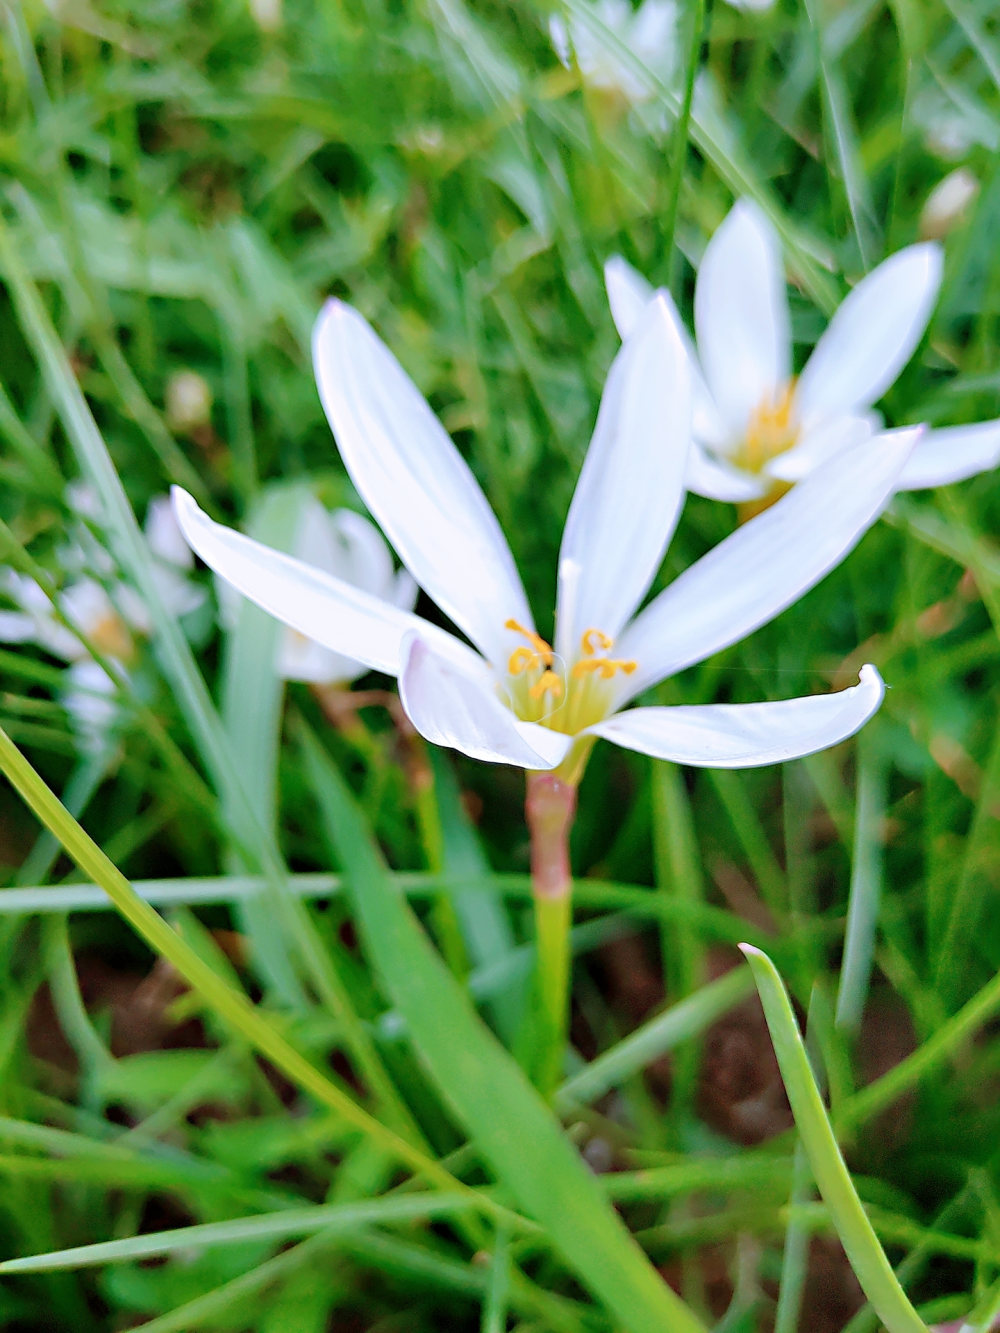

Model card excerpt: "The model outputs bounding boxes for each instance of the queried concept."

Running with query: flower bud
[920,167,978,240]
[165,370,213,433]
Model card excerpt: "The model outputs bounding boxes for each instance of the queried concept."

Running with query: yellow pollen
[741,380,799,473]
[505,618,554,675]
[572,629,636,680]
[529,670,564,700]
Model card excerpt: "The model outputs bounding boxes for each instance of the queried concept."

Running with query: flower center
[88,612,134,662]
[503,620,636,734]
[734,380,799,475]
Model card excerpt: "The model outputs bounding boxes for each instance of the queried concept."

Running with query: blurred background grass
[3,0,1000,1328]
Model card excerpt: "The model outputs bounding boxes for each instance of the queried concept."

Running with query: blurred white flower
[248,0,282,31]
[62,659,119,756]
[0,492,205,754]
[217,497,417,687]
[549,0,677,104]
[173,297,915,784]
[165,370,213,434]
[606,199,999,505]
[920,167,978,240]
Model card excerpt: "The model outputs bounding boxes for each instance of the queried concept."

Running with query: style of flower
[174,297,920,784]
[549,0,677,106]
[217,495,417,686]
[605,199,1000,508]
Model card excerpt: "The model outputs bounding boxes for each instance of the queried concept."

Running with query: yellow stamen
[572,657,637,680]
[572,629,636,680]
[580,628,613,656]
[529,670,564,700]
[505,618,554,675]
[742,380,798,473]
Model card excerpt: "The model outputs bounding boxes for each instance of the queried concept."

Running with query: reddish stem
[525,772,577,901]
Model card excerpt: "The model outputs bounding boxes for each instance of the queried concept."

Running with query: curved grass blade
[298,719,708,1333]
[0,722,511,1211]
[740,944,928,1333]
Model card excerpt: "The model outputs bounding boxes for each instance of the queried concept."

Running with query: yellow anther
[580,628,614,656]
[529,670,564,701]
[505,618,554,675]
[572,656,637,681]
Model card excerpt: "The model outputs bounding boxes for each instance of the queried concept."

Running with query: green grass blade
[298,719,708,1333]
[836,727,889,1032]
[0,722,493,1204]
[0,1192,483,1272]
[740,944,928,1333]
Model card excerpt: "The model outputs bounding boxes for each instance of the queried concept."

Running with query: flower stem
[525,772,577,1099]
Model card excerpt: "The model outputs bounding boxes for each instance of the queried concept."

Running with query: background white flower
[605,199,1000,507]
[173,297,919,784]
[0,492,205,754]
[549,0,677,105]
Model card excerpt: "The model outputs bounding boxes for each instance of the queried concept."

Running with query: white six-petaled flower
[173,295,919,784]
[605,199,1000,507]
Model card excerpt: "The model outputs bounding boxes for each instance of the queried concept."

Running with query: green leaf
[298,719,707,1333]
[0,1192,489,1273]
[740,945,928,1333]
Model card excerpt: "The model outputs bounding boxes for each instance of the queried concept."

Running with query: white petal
[171,487,477,680]
[63,659,119,755]
[391,568,419,611]
[0,612,38,644]
[328,509,396,597]
[604,255,654,341]
[605,258,726,448]
[764,414,876,483]
[796,243,943,427]
[685,440,767,501]
[399,635,572,770]
[895,419,1000,490]
[313,300,532,666]
[615,425,921,698]
[694,199,791,440]
[278,630,361,686]
[587,666,883,767]
[145,495,194,570]
[555,293,692,663]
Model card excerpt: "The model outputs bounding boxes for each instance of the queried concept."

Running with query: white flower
[549,0,677,104]
[173,298,917,782]
[62,659,119,756]
[0,493,203,755]
[0,572,128,753]
[606,200,1000,503]
[217,496,418,687]
[164,370,213,433]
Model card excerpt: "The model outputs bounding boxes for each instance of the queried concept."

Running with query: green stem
[525,772,576,1098]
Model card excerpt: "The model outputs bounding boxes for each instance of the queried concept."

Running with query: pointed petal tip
[738,942,765,959]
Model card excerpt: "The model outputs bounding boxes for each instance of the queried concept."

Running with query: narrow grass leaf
[298,720,708,1333]
[740,944,928,1333]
